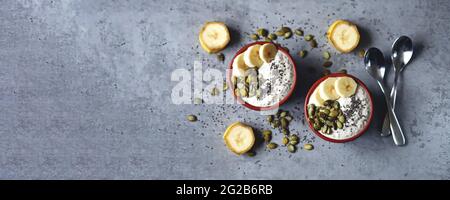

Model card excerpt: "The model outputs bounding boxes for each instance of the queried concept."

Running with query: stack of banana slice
[233,43,278,77]
[310,77,358,106]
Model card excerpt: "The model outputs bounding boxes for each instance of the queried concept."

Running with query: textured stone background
[0,0,449,179]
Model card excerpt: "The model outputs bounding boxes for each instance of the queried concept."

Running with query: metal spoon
[381,36,413,136]
[364,48,406,146]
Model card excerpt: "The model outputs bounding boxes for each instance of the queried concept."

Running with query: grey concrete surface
[0,0,449,179]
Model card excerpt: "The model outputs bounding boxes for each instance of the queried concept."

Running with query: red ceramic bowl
[227,41,297,111]
[304,73,374,143]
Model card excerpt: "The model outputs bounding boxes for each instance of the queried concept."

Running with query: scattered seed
[284,116,293,122]
[280,111,287,118]
[323,69,331,76]
[304,143,314,151]
[298,50,307,58]
[282,128,289,135]
[287,144,296,153]
[280,118,288,128]
[257,28,268,37]
[304,34,314,41]
[284,31,292,39]
[323,51,331,60]
[268,33,277,40]
[294,28,304,36]
[187,115,197,122]
[282,137,289,145]
[216,53,225,62]
[309,40,318,48]
[323,61,333,68]
[250,34,259,40]
[338,68,347,74]
[267,142,278,149]
[289,140,299,145]
[272,120,280,128]
[358,49,366,58]
[275,30,285,36]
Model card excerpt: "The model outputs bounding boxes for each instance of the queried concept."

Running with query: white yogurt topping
[235,51,294,107]
[309,85,371,140]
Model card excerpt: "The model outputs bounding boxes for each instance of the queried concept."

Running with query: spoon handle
[381,71,401,136]
[377,81,406,146]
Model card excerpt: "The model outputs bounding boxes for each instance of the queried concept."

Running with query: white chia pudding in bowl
[230,42,295,109]
[306,74,373,142]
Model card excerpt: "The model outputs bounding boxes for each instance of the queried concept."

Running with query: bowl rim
[227,41,297,111]
[303,73,374,143]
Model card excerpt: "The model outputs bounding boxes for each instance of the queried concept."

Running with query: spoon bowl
[392,36,413,72]
[364,48,386,82]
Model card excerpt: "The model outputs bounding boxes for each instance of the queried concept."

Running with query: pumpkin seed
[262,130,272,142]
[289,140,299,145]
[323,51,331,60]
[282,128,289,135]
[272,120,280,128]
[329,110,339,118]
[333,101,340,109]
[268,33,277,40]
[336,121,343,129]
[284,31,292,39]
[298,50,307,58]
[294,28,304,36]
[284,116,293,122]
[338,115,345,123]
[246,151,256,157]
[216,53,225,62]
[323,61,333,68]
[250,34,259,40]
[264,38,272,42]
[282,137,289,145]
[257,28,268,37]
[320,108,330,115]
[280,111,287,118]
[275,30,285,36]
[267,115,274,123]
[338,68,347,74]
[320,125,328,133]
[280,27,291,33]
[187,115,197,122]
[267,142,278,149]
[280,118,288,128]
[323,69,331,76]
[304,34,313,41]
[287,144,296,153]
[313,122,321,130]
[358,49,365,58]
[262,130,272,136]
[309,40,318,48]
[289,134,299,142]
[304,144,314,151]
[326,126,332,134]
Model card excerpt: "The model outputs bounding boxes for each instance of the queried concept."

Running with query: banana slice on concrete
[259,43,278,63]
[318,77,340,100]
[199,22,230,53]
[243,44,263,68]
[335,76,358,97]
[327,20,360,53]
[223,122,255,155]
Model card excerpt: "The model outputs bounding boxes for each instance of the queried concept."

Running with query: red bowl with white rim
[304,73,374,143]
[227,41,297,111]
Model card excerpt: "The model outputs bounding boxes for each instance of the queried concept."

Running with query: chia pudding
[231,43,294,108]
[307,76,371,140]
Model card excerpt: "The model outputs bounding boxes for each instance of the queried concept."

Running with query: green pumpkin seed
[338,115,345,123]
[327,126,332,134]
[329,110,339,117]
[358,49,365,58]
[272,120,280,128]
[257,28,268,37]
[268,33,277,40]
[323,51,331,60]
[287,144,296,153]
[250,34,259,40]
[284,31,292,39]
[216,53,225,62]
[323,61,333,68]
[282,128,289,135]
[281,118,288,128]
[246,151,256,157]
[336,121,343,129]
[284,116,293,122]
[187,115,197,122]
[289,140,299,145]
[280,27,291,33]
[333,101,340,109]
[289,134,298,142]
[282,137,289,145]
[309,40,318,48]
[280,111,287,118]
[304,144,314,151]
[294,28,304,36]
[267,142,278,149]
[338,68,348,74]
[264,38,272,42]
[320,108,330,115]
[304,34,313,41]
[267,115,274,123]
[298,50,307,58]
[275,30,285,36]
[313,122,321,130]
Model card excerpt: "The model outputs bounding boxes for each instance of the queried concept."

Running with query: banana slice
[310,89,325,106]
[223,122,255,155]
[318,77,340,100]
[243,44,263,68]
[327,20,360,53]
[335,77,358,97]
[232,53,248,77]
[199,22,230,53]
[259,43,278,63]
